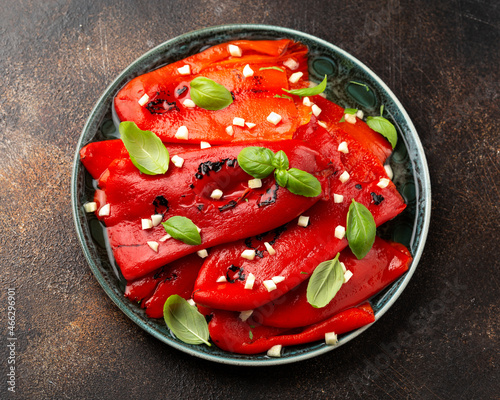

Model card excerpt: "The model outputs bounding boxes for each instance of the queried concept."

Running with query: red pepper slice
[208,303,375,354]
[95,141,331,280]
[125,253,204,319]
[307,96,393,164]
[192,124,405,311]
[254,237,411,328]
[79,139,200,180]
[114,40,309,144]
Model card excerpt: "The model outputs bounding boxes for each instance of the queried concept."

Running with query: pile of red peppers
[80,39,412,355]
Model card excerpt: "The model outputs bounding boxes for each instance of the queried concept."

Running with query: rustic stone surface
[0,0,498,399]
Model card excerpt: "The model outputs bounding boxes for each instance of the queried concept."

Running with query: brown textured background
[0,0,499,399]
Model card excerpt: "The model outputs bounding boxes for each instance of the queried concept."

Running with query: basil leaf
[366,116,397,149]
[274,94,293,101]
[272,150,289,170]
[282,75,327,97]
[285,168,322,197]
[163,295,211,346]
[346,199,376,259]
[306,253,344,308]
[119,121,169,175]
[237,147,275,179]
[189,77,233,111]
[274,169,289,187]
[349,81,370,91]
[260,66,284,72]
[162,216,201,245]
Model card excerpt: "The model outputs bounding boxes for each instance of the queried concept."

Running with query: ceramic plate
[71,24,431,366]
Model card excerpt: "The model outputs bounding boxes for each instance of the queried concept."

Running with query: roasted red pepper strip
[208,303,375,354]
[255,237,411,328]
[308,96,393,164]
[95,141,330,280]
[192,123,405,311]
[80,139,201,180]
[114,40,308,143]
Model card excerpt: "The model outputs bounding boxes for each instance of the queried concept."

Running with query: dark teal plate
[71,24,431,365]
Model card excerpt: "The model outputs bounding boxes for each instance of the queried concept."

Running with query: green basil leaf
[366,116,397,149]
[346,199,376,259]
[189,76,233,111]
[274,168,289,187]
[237,147,275,179]
[285,168,322,197]
[162,216,201,245]
[163,295,211,346]
[272,150,289,170]
[119,121,169,175]
[349,81,370,91]
[306,253,344,308]
[260,66,284,72]
[282,75,327,97]
[274,94,293,101]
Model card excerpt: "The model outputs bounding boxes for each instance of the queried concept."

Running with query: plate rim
[71,23,431,366]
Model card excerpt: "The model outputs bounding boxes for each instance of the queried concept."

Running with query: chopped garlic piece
[344,270,353,283]
[138,93,149,106]
[171,155,184,168]
[239,310,253,321]
[216,275,227,283]
[335,225,346,240]
[356,110,364,119]
[340,262,347,273]
[333,194,344,203]
[141,218,153,230]
[233,117,245,126]
[289,71,303,83]
[248,178,262,189]
[228,44,242,57]
[244,273,255,289]
[267,344,282,357]
[339,171,350,183]
[384,164,394,180]
[151,214,163,227]
[325,332,338,345]
[147,241,159,252]
[187,299,196,307]
[283,58,299,70]
[377,178,390,188]
[98,204,110,217]
[263,280,277,292]
[225,125,234,135]
[196,226,201,233]
[245,122,256,129]
[83,202,97,213]
[210,189,223,200]
[177,65,190,75]
[312,104,322,117]
[302,97,313,107]
[297,215,309,227]
[159,234,171,242]
[318,121,327,128]
[243,64,254,77]
[345,113,357,124]
[264,242,276,256]
[338,141,349,154]
[197,249,208,258]
[272,276,285,284]
[266,112,282,125]
[241,249,256,260]
[182,98,196,108]
[175,125,188,140]
[200,141,211,149]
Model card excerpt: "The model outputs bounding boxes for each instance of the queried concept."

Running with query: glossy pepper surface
[94,140,331,280]
[114,39,309,143]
